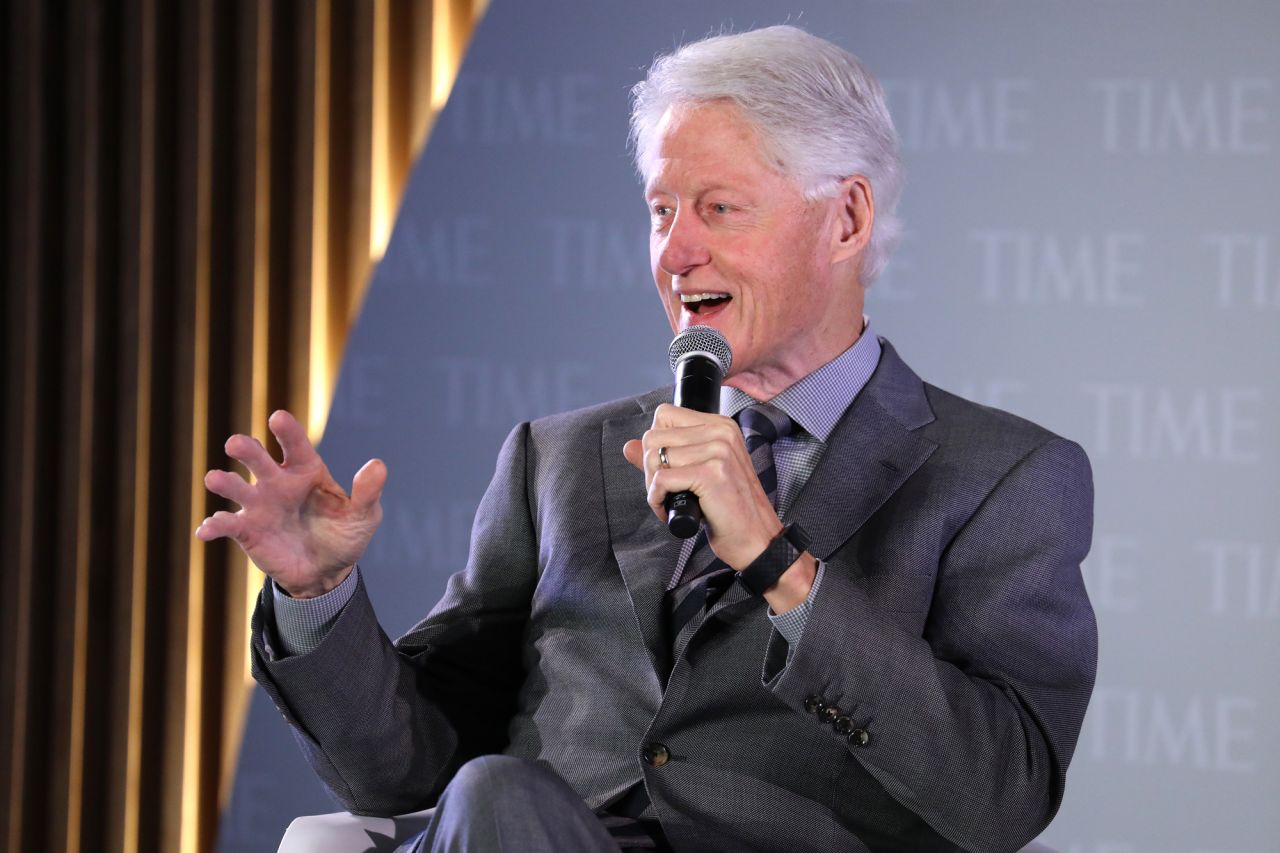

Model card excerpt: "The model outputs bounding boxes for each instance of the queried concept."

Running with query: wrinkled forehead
[639,100,789,194]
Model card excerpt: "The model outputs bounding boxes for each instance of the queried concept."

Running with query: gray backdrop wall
[218,2,1280,850]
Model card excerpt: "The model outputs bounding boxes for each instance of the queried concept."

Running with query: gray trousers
[402,755,625,853]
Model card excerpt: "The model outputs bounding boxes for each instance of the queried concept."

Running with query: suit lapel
[785,343,938,560]
[602,389,678,678]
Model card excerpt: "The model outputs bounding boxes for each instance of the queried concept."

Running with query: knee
[444,754,540,804]
[426,755,610,853]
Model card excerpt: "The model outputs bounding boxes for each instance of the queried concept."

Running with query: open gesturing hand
[195,409,387,599]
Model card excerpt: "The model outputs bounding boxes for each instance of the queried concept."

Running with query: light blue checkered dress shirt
[272,321,883,659]
[720,321,881,645]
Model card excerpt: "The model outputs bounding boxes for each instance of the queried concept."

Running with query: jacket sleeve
[768,436,1097,853]
[249,422,539,816]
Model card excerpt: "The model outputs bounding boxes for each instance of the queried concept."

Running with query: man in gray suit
[198,26,1096,853]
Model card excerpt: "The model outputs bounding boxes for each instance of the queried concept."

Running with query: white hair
[629,25,903,285]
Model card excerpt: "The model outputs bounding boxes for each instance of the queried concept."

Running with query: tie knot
[738,403,794,446]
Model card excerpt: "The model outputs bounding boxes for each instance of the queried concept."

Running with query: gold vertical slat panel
[119,0,157,847]
[308,0,334,443]
[370,0,393,259]
[0,0,487,848]
[158,0,195,845]
[65,0,103,849]
[177,0,219,847]
[4,0,46,846]
[249,0,274,448]
[323,0,358,445]
[92,1,135,844]
[218,0,255,701]
[118,0,145,847]
[197,0,232,813]
[0,0,16,817]
[23,1,69,849]
[347,0,375,319]
[312,0,385,441]
[48,14,79,830]
[409,0,436,159]
[305,0,335,438]
[285,3,318,455]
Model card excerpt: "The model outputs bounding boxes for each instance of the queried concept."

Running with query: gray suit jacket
[251,339,1096,853]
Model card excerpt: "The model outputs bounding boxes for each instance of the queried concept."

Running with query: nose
[656,208,711,277]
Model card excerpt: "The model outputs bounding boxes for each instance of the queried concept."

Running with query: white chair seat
[278,809,1059,853]
[277,807,434,853]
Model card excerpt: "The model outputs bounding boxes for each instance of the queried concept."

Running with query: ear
[829,175,875,266]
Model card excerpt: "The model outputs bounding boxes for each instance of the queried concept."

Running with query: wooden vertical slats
[66,0,104,849]
[35,0,69,849]
[348,0,375,315]
[0,0,16,830]
[119,0,155,845]
[386,2,414,200]
[307,0,334,442]
[324,0,356,434]
[410,0,436,159]
[4,0,45,847]
[92,2,131,850]
[172,0,215,847]
[371,0,392,258]
[0,1,486,849]
[285,0,318,445]
[155,0,195,849]
[213,0,253,809]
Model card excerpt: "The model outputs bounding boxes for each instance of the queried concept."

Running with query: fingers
[225,433,277,481]
[622,439,644,470]
[639,421,745,484]
[643,442,730,480]
[635,410,761,525]
[630,407,768,531]
[630,409,751,497]
[646,406,742,451]
[351,458,387,511]
[204,469,255,508]
[653,402,722,429]
[195,510,242,542]
[646,456,732,509]
[268,409,320,468]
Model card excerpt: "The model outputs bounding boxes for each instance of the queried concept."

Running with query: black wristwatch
[739,522,812,596]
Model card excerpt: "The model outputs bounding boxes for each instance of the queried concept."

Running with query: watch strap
[739,522,811,596]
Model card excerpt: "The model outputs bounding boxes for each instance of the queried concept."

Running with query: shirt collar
[719,316,882,442]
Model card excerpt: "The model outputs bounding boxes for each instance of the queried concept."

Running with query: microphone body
[665,326,733,538]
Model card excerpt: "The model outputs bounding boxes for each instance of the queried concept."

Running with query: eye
[653,205,673,218]
[711,203,731,214]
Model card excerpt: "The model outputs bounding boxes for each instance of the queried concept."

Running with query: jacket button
[833,716,856,736]
[803,695,826,715]
[848,728,871,748]
[820,705,840,724]
[641,742,670,767]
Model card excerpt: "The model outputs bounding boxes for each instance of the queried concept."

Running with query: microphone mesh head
[668,325,733,375]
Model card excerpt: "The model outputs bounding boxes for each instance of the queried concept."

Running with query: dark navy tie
[666,402,794,661]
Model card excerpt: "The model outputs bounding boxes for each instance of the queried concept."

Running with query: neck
[726,323,864,400]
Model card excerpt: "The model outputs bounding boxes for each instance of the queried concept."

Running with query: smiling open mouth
[680,292,732,314]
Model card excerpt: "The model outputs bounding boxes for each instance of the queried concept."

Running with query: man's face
[644,100,855,388]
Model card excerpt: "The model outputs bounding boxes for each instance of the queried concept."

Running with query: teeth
[679,292,729,303]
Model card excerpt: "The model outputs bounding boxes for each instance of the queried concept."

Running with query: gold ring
[659,446,670,468]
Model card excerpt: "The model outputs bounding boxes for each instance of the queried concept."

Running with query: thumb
[351,458,388,510]
[622,439,644,470]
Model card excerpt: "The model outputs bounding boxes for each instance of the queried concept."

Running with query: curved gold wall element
[0,1,487,850]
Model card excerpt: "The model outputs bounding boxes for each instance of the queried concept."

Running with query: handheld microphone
[665,325,733,538]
